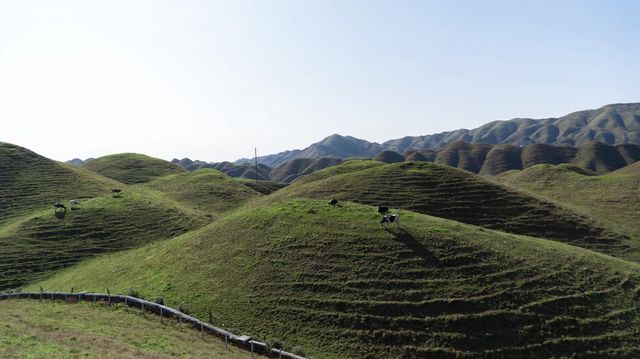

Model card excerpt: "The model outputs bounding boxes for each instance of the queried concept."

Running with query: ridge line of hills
[163,140,639,182]
[234,102,640,167]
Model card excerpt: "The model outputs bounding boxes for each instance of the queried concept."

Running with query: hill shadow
[388,228,440,267]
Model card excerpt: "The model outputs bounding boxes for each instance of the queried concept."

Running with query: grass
[26,199,640,359]
[0,142,121,225]
[141,168,262,214]
[83,153,185,184]
[0,189,208,290]
[265,160,631,258]
[0,300,262,358]
[494,163,640,261]
[234,178,288,195]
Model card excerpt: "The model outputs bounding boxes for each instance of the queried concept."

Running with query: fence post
[225,333,228,349]
[251,341,254,357]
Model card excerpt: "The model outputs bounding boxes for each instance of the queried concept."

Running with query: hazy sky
[1,1,639,162]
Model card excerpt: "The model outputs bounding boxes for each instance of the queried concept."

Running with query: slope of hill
[0,142,120,224]
[142,169,262,214]
[83,153,185,184]
[29,199,640,359]
[373,150,405,164]
[428,141,639,175]
[266,161,631,257]
[0,300,259,358]
[494,163,640,260]
[270,157,343,183]
[0,190,207,290]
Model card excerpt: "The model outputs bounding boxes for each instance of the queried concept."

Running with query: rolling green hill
[266,160,631,258]
[83,153,185,184]
[0,190,207,290]
[28,199,640,358]
[0,142,120,224]
[0,300,260,358]
[141,169,262,214]
[494,163,640,260]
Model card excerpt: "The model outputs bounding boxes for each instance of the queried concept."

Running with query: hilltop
[0,142,120,223]
[266,160,631,258]
[494,163,640,260]
[0,300,259,358]
[84,153,185,184]
[29,199,640,358]
[141,168,262,214]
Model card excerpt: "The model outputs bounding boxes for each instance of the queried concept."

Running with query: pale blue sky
[1,0,638,162]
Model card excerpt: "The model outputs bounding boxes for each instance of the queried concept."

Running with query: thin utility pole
[254,147,259,184]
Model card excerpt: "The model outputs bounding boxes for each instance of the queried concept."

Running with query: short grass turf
[0,190,208,290]
[0,300,263,359]
[141,168,262,215]
[0,142,121,225]
[83,153,185,184]
[265,160,631,258]
[494,163,640,261]
[28,199,640,359]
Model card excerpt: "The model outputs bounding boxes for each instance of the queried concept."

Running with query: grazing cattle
[112,189,122,196]
[54,202,66,212]
[70,199,80,209]
[328,199,339,206]
[377,206,389,215]
[380,213,400,227]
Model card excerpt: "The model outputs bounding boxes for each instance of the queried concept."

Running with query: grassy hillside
[0,190,207,290]
[270,157,343,183]
[494,163,640,260]
[28,199,640,358]
[83,153,184,184]
[0,142,120,224]
[141,169,261,214]
[0,300,260,359]
[266,160,630,257]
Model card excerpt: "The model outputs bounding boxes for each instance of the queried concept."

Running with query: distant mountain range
[68,102,640,181]
[236,102,640,167]
[169,141,640,182]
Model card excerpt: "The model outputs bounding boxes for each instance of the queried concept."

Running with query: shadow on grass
[54,211,66,219]
[388,228,440,267]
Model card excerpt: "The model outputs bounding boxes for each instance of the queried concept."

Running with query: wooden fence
[0,291,307,359]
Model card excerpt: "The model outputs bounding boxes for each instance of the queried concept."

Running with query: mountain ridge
[235,102,640,167]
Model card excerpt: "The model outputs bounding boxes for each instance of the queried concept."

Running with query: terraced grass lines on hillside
[0,143,119,224]
[83,153,184,184]
[142,169,262,214]
[0,300,260,359]
[267,160,631,258]
[495,163,640,260]
[30,200,640,358]
[0,191,207,290]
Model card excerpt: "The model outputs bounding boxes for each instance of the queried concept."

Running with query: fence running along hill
[0,291,307,359]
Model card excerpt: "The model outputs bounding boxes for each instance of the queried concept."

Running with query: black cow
[112,189,122,196]
[377,206,389,214]
[328,199,339,206]
[54,202,66,213]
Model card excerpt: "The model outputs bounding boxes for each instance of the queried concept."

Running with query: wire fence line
[0,291,307,359]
